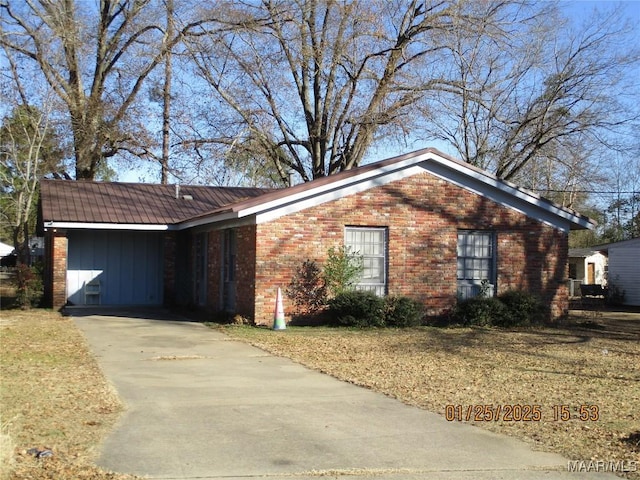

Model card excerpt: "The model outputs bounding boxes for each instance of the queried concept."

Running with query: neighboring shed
[567,247,608,296]
[595,238,640,306]
[0,241,15,267]
[0,241,13,257]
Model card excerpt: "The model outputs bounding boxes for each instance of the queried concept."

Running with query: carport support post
[163,232,177,307]
[49,230,68,309]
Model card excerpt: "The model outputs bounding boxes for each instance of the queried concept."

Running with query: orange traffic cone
[273,287,286,330]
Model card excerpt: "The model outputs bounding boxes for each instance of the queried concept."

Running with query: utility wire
[530,189,639,194]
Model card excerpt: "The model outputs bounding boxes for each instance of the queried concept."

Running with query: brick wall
[50,231,67,309]
[201,225,256,318]
[251,173,569,324]
[235,225,257,319]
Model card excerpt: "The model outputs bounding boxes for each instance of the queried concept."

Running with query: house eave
[175,210,241,230]
[43,221,173,231]
[41,149,597,233]
[237,150,595,232]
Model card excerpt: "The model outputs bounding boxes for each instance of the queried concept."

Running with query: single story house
[38,148,595,322]
[593,237,640,306]
[567,247,608,296]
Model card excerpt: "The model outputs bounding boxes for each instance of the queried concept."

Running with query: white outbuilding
[0,241,14,258]
[596,237,640,306]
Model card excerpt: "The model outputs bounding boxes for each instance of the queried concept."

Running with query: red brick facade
[46,231,68,309]
[245,173,568,324]
[43,171,569,319]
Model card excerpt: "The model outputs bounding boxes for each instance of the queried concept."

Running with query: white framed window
[457,230,496,299]
[345,227,387,296]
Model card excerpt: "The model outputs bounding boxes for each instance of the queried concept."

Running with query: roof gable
[179,148,595,232]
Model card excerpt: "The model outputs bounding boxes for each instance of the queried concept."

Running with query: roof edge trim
[44,221,172,231]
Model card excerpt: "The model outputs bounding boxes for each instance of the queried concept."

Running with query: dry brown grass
[1,297,637,479]
[0,308,138,480]
[222,310,640,479]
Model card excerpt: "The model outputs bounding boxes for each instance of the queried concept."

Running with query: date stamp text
[444,404,600,422]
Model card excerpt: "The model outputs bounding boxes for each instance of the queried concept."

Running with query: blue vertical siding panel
[66,230,163,305]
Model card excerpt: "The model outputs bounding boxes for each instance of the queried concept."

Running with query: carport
[38,179,270,309]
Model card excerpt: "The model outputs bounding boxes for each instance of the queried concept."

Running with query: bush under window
[327,290,385,327]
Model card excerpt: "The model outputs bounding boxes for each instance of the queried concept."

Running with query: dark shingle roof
[569,247,606,258]
[39,148,597,231]
[40,180,272,225]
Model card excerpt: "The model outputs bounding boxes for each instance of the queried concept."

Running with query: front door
[222,229,237,311]
[587,262,595,284]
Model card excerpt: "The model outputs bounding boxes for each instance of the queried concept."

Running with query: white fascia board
[44,221,171,231]
[255,165,426,224]
[430,156,593,229]
[421,161,579,233]
[247,155,432,218]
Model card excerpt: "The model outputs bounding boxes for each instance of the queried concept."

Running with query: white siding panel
[67,230,163,305]
[607,239,640,306]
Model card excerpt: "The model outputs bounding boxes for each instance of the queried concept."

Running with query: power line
[531,189,639,194]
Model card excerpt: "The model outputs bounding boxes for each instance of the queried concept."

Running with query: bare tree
[419,2,640,182]
[185,0,504,183]
[0,49,63,262]
[160,0,174,184]
[0,0,215,180]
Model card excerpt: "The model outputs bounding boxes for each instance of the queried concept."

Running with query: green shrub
[453,290,547,327]
[453,296,507,327]
[14,264,43,309]
[384,296,425,327]
[496,290,546,327]
[285,259,328,316]
[327,290,385,327]
[323,246,363,297]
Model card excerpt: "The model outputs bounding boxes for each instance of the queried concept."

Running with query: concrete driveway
[72,310,616,480]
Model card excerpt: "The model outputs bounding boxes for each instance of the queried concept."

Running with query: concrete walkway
[72,310,617,480]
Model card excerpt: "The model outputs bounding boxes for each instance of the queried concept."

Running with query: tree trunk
[161,0,174,184]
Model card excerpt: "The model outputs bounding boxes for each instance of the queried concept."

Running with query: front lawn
[222,310,640,479]
[0,309,138,480]
[1,304,637,479]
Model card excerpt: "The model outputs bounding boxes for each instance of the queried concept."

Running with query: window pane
[345,227,386,294]
[457,231,495,291]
